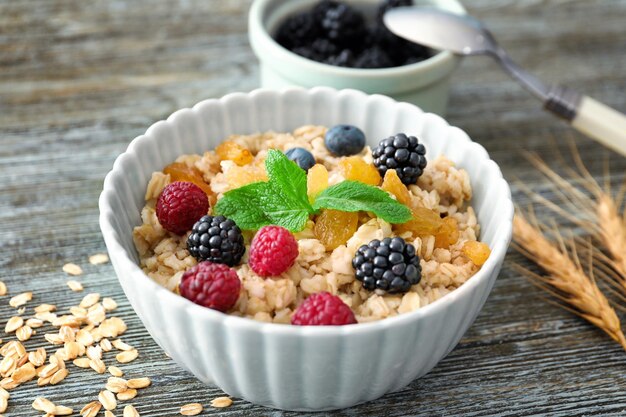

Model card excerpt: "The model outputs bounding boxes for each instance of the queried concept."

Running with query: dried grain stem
[513,214,626,350]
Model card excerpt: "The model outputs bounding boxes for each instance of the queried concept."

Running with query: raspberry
[179,261,241,312]
[156,181,209,235]
[249,226,299,277]
[291,292,357,326]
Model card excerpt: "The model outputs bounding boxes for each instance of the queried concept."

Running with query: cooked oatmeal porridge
[132,125,489,324]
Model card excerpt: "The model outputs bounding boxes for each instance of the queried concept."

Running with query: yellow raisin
[314,209,359,251]
[462,241,491,266]
[434,217,459,248]
[381,169,412,206]
[395,206,443,236]
[225,161,267,189]
[215,140,254,166]
[339,157,381,186]
[307,164,329,202]
[163,162,216,206]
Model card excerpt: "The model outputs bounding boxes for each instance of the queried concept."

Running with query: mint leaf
[214,182,273,230]
[265,150,314,213]
[213,150,314,232]
[312,180,412,224]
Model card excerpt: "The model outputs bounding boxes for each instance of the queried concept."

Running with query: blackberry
[325,49,355,67]
[187,215,245,267]
[372,133,427,185]
[354,46,393,69]
[275,12,320,50]
[352,237,421,294]
[315,1,367,46]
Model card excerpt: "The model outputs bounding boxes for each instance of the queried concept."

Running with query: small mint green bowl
[248,0,465,115]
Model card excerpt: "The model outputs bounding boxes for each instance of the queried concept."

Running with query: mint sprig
[214,150,412,232]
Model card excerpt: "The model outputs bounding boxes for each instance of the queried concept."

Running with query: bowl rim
[248,0,466,79]
[99,87,513,337]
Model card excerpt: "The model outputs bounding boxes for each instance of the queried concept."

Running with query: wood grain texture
[1,0,626,415]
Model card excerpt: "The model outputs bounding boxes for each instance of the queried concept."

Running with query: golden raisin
[163,162,215,205]
[339,157,381,186]
[395,206,443,236]
[462,241,491,266]
[225,160,267,188]
[381,169,412,206]
[307,164,329,202]
[314,209,359,251]
[215,140,254,166]
[434,217,459,248]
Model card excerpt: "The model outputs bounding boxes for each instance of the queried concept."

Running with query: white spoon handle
[571,96,626,157]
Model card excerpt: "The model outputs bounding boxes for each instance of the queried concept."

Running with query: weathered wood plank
[1,0,626,415]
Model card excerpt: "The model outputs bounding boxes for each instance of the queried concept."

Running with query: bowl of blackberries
[249,0,465,115]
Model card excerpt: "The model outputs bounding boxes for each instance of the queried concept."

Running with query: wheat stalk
[513,214,626,350]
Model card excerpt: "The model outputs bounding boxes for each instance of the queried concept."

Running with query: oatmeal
[132,125,489,324]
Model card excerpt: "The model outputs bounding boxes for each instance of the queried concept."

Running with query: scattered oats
[5,316,23,333]
[102,298,118,311]
[76,329,94,346]
[80,401,102,417]
[54,405,74,416]
[180,403,203,416]
[89,253,109,265]
[127,377,150,389]
[89,358,106,374]
[106,377,128,393]
[105,411,116,417]
[37,375,51,386]
[117,389,137,401]
[38,363,58,378]
[210,397,232,408]
[87,345,102,361]
[29,348,47,367]
[0,396,6,413]
[9,292,32,308]
[45,333,64,345]
[35,311,57,322]
[26,318,44,328]
[70,306,88,318]
[17,307,25,314]
[64,341,81,360]
[115,349,138,364]
[99,317,127,338]
[0,282,6,296]
[50,354,65,369]
[73,357,91,368]
[100,338,113,352]
[0,356,15,377]
[123,404,139,417]
[87,303,106,325]
[59,326,75,343]
[108,366,123,377]
[33,397,56,413]
[67,280,84,292]
[13,341,26,358]
[0,387,9,399]
[80,293,100,309]
[49,367,68,385]
[62,263,83,276]
[0,377,17,390]
[16,325,33,341]
[112,339,133,352]
[17,353,28,367]
[35,304,56,313]
[52,315,82,327]
[99,390,117,411]
[12,362,36,383]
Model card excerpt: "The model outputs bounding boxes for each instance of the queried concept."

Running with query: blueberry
[325,124,366,156]
[285,147,315,171]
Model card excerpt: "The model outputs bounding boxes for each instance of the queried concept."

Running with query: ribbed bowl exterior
[99,87,513,411]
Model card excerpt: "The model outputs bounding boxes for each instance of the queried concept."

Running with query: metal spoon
[384,7,626,156]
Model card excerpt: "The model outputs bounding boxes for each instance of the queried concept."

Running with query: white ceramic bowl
[99,87,513,411]
[249,0,465,115]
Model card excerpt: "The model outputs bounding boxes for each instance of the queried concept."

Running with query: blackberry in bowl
[249,0,465,115]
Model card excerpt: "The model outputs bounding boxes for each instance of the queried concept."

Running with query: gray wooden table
[1,0,626,415]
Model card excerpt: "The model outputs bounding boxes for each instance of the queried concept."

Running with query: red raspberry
[249,225,299,277]
[291,292,357,326]
[179,261,241,312]
[156,181,209,235]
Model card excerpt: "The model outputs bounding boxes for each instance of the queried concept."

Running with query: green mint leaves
[312,181,412,224]
[214,150,412,232]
